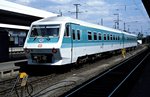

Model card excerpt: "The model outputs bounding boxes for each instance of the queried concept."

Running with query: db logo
[39,38,44,43]
[38,44,42,48]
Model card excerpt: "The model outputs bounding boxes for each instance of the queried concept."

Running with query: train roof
[32,16,137,37]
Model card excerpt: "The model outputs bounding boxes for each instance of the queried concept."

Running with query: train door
[63,23,77,64]
[122,33,125,49]
[70,23,79,63]
[63,23,72,64]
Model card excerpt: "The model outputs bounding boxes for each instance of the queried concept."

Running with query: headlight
[24,48,30,53]
[52,48,57,53]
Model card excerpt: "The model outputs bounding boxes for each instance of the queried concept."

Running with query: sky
[6,0,150,36]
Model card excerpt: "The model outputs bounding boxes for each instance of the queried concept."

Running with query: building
[0,0,57,61]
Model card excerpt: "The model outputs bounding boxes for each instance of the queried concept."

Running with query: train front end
[24,23,64,65]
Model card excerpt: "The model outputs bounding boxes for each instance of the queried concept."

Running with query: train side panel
[61,24,127,64]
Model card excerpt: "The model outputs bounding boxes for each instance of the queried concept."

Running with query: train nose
[29,48,62,64]
[32,54,53,63]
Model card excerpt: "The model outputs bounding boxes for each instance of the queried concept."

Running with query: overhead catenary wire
[132,0,150,31]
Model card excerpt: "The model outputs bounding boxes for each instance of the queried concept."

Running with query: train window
[77,30,80,40]
[88,32,92,40]
[116,36,118,40]
[124,36,126,40]
[107,34,109,40]
[118,36,120,40]
[46,25,59,37]
[72,29,75,40]
[64,25,70,37]
[113,35,115,40]
[31,25,60,37]
[31,28,38,36]
[94,32,97,40]
[98,33,102,40]
[110,35,112,40]
[104,34,106,40]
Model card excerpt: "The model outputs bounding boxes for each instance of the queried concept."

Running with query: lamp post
[114,13,119,29]
[68,4,81,19]
[128,25,130,32]
[101,18,103,26]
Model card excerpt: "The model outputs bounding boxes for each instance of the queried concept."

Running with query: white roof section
[0,23,29,30]
[0,0,58,18]
[33,16,137,36]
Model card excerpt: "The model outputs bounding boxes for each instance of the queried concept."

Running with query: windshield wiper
[46,36,50,41]
[33,36,37,41]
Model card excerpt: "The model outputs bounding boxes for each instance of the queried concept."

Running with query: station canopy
[142,0,150,18]
[0,0,58,30]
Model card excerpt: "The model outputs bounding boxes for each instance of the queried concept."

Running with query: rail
[62,48,149,97]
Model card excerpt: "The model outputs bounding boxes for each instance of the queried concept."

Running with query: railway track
[0,64,77,97]
[0,73,57,97]
[61,48,149,97]
[0,45,148,97]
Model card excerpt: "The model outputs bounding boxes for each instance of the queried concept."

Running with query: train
[23,16,137,66]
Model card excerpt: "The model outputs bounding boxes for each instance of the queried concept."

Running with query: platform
[128,53,150,97]
[0,59,26,79]
[9,47,23,53]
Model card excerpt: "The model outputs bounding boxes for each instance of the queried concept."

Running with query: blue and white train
[23,16,137,66]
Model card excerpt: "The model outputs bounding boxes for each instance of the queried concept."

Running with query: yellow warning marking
[19,72,28,79]
[19,72,28,86]
[122,48,126,58]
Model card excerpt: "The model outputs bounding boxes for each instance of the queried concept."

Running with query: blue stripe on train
[61,42,135,48]
[27,37,59,43]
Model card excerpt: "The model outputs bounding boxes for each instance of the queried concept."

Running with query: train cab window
[72,29,75,40]
[77,30,81,40]
[46,25,59,37]
[88,32,92,40]
[98,33,102,40]
[31,28,38,36]
[107,34,109,40]
[64,25,70,37]
[94,32,97,40]
[31,25,60,37]
[104,34,106,40]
